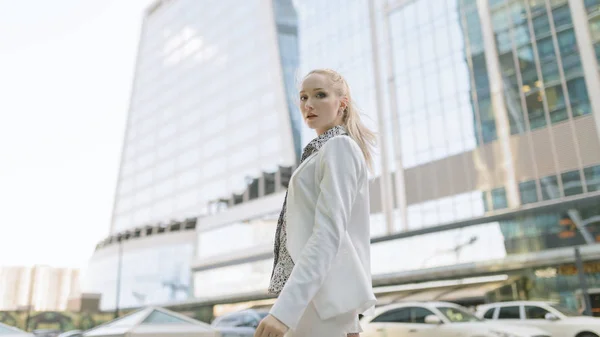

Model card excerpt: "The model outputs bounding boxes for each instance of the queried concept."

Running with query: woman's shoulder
[319,135,364,164]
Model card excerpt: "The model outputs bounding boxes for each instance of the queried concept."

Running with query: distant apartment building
[0,266,80,312]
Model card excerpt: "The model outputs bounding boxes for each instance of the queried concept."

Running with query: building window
[545,84,567,123]
[567,78,591,117]
[541,175,560,200]
[525,90,546,130]
[561,170,583,196]
[551,5,572,29]
[492,187,508,210]
[541,60,560,85]
[584,165,600,192]
[519,180,539,204]
[532,11,551,38]
[586,0,600,15]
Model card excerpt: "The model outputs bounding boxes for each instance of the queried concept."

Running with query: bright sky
[0,0,154,268]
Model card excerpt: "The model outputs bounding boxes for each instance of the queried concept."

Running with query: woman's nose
[304,99,314,110]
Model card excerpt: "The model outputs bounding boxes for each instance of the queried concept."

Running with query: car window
[525,306,550,319]
[498,306,521,319]
[412,307,436,324]
[436,306,481,322]
[483,308,495,319]
[372,308,411,323]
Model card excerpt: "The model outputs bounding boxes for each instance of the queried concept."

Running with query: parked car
[360,301,551,337]
[476,301,600,337]
[211,309,269,337]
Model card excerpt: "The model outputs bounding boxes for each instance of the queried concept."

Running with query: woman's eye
[316,92,326,98]
[300,95,307,101]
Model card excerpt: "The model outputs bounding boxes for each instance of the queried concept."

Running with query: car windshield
[549,304,580,317]
[436,306,482,322]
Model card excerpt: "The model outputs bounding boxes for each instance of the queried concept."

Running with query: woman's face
[299,73,345,135]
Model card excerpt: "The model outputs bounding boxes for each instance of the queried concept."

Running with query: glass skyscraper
[85,0,600,317]
[188,0,600,314]
[83,0,301,311]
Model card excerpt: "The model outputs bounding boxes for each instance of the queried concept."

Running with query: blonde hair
[304,69,377,170]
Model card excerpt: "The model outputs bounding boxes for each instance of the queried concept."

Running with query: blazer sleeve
[269,136,363,330]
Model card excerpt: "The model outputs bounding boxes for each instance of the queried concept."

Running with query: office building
[83,0,302,311]
[188,0,600,313]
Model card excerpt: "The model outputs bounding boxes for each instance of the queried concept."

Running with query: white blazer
[269,135,377,331]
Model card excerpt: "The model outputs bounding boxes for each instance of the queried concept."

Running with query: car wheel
[577,333,599,337]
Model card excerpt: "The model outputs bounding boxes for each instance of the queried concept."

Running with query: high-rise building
[85,0,600,316]
[186,0,600,314]
[83,0,301,311]
[0,266,80,312]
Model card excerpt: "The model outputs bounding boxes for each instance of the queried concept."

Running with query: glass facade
[111,0,300,233]
[83,237,194,311]
[192,203,600,300]
[196,212,278,260]
[293,0,383,175]
[491,0,590,132]
[191,0,600,303]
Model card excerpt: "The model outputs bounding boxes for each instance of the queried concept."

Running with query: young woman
[254,69,377,337]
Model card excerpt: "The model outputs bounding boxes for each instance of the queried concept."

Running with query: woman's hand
[254,314,289,337]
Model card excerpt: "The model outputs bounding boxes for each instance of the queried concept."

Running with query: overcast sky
[0,0,154,268]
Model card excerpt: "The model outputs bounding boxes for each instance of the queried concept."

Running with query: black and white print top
[268,125,349,295]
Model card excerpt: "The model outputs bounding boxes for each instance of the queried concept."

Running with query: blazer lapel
[290,151,319,181]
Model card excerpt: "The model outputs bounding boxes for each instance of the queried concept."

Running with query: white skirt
[284,302,363,337]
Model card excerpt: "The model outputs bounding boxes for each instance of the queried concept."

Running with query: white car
[360,301,551,337]
[476,301,600,337]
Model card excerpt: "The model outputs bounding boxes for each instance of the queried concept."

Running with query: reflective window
[498,306,521,319]
[541,175,560,200]
[557,29,583,77]
[587,0,600,15]
[551,5,572,29]
[532,11,550,38]
[492,187,508,210]
[566,78,591,117]
[413,307,437,324]
[193,259,272,299]
[561,170,583,196]
[110,0,300,231]
[584,165,600,192]
[519,180,539,204]
[372,308,411,323]
[83,240,194,310]
[525,90,546,130]
[197,212,278,259]
[525,305,550,319]
[545,84,568,123]
[541,60,560,84]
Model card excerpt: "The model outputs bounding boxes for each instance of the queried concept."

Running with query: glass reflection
[197,212,279,260]
[111,0,300,232]
[83,241,194,311]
